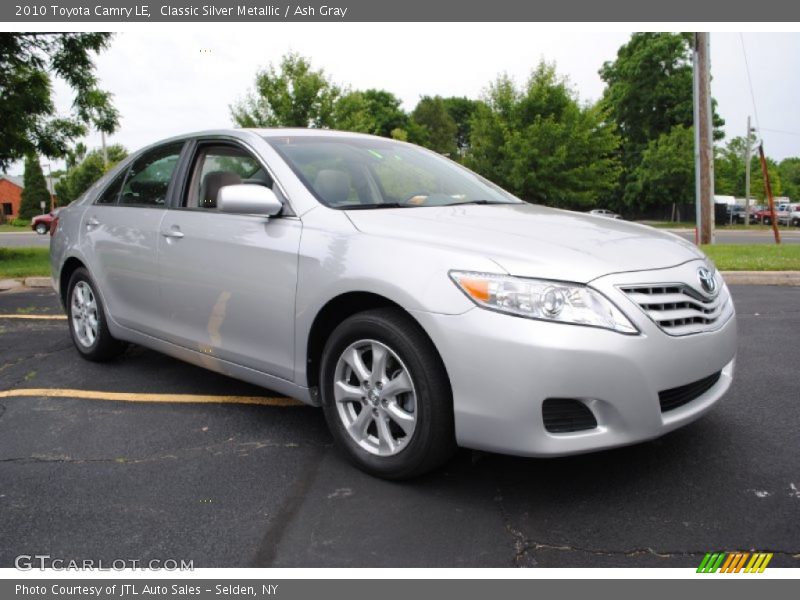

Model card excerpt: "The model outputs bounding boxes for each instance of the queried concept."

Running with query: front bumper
[411,261,737,457]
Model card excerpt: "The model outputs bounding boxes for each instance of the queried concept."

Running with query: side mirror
[218,184,282,216]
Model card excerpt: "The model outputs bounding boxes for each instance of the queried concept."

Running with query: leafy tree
[410,96,458,156]
[714,136,749,197]
[19,155,51,219]
[599,33,724,203]
[0,33,119,171]
[778,157,800,200]
[626,125,694,210]
[751,153,782,201]
[466,63,621,209]
[230,53,340,128]
[715,136,783,201]
[333,89,408,137]
[440,96,481,155]
[54,144,127,205]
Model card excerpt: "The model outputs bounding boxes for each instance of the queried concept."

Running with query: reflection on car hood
[345,202,704,283]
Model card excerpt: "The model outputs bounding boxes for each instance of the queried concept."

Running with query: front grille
[542,398,597,433]
[620,282,731,335]
[658,371,722,412]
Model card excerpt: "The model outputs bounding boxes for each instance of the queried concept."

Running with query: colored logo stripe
[697,552,773,573]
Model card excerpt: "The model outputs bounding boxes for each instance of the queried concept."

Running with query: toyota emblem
[698,267,717,295]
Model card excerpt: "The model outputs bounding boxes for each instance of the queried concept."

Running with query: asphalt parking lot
[0,286,798,568]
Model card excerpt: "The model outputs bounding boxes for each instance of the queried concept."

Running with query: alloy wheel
[333,339,417,457]
[71,281,99,348]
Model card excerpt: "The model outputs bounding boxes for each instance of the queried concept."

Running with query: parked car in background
[49,129,737,479]
[724,205,758,225]
[756,203,791,225]
[588,208,621,219]
[777,204,800,227]
[31,211,55,234]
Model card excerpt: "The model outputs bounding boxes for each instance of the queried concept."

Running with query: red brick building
[0,175,24,220]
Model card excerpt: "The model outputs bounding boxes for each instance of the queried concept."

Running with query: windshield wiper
[448,199,516,206]
[342,203,413,210]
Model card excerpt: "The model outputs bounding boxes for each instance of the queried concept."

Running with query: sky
[25,26,800,174]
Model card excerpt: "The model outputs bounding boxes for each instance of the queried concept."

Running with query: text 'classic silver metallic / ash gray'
[50,129,737,479]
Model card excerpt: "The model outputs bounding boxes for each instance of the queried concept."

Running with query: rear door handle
[161,228,184,239]
[86,217,100,229]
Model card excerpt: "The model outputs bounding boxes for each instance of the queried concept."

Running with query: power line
[759,127,800,137]
[739,33,762,134]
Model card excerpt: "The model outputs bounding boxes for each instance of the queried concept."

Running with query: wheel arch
[59,256,87,308]
[304,291,451,399]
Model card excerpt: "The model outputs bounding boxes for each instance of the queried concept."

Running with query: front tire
[35,223,47,235]
[320,308,455,479]
[67,268,126,361]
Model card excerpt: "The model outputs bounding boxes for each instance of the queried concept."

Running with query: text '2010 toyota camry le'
[50,129,736,479]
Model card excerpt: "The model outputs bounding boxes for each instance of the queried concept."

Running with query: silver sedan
[50,129,737,478]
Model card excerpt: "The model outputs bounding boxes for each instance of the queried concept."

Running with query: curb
[721,271,800,286]
[0,277,52,292]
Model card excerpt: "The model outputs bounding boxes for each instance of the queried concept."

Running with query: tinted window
[119,143,183,207]
[185,144,274,209]
[95,168,128,205]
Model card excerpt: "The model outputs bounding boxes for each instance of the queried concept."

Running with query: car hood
[345,202,704,283]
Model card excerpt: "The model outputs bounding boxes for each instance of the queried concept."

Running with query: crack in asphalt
[0,344,72,383]
[492,486,538,568]
[514,542,800,559]
[491,483,800,566]
[0,437,333,465]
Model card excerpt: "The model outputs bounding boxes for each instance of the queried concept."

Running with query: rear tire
[35,223,47,235]
[320,308,456,479]
[67,267,126,362]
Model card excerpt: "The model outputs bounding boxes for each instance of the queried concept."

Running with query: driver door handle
[161,229,184,239]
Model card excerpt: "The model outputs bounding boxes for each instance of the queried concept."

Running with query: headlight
[450,271,638,334]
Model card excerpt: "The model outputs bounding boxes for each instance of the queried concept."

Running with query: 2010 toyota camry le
[49,129,737,479]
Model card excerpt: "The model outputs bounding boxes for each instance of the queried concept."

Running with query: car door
[156,139,302,381]
[82,142,185,335]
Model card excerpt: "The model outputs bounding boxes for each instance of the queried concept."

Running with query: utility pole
[693,32,715,245]
[744,116,752,227]
[101,130,108,168]
[744,115,755,227]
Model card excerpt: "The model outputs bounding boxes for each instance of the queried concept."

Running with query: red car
[31,212,55,235]
[755,203,790,225]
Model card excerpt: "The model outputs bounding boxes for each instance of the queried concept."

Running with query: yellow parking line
[0,388,303,407]
[0,314,67,320]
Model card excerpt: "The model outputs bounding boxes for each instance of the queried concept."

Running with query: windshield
[265,135,521,209]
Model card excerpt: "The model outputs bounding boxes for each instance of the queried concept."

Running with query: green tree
[230,52,340,128]
[626,125,694,211]
[54,145,127,205]
[778,157,800,200]
[19,155,51,219]
[466,63,621,209]
[410,96,458,156]
[599,33,724,203]
[714,136,749,197]
[751,153,782,201]
[0,33,119,171]
[440,96,481,155]
[715,136,783,201]
[333,89,408,137]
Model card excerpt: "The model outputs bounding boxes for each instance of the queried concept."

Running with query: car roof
[129,128,395,159]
